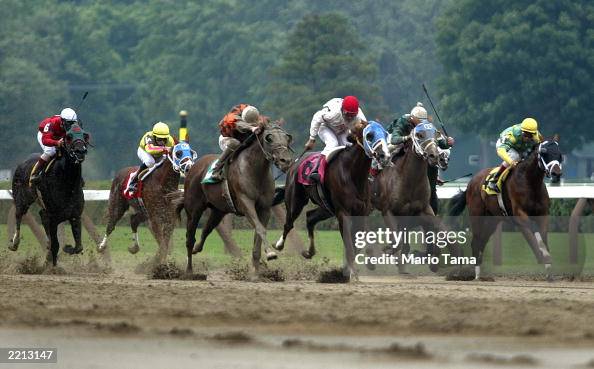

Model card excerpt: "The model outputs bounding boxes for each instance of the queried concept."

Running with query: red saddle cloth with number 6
[297,153,327,186]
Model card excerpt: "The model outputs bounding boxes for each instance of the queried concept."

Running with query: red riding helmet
[342,96,359,114]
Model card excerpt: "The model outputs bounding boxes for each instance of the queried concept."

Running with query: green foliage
[436,0,594,149]
[264,13,384,143]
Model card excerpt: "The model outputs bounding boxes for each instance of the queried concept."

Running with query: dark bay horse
[449,140,563,280]
[371,123,445,272]
[176,122,293,274]
[98,142,196,266]
[274,121,391,279]
[10,123,89,266]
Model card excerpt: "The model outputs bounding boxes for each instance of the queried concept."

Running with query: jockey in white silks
[304,96,367,182]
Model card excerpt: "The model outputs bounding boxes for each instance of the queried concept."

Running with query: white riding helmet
[241,105,260,124]
[410,102,427,120]
[60,108,78,122]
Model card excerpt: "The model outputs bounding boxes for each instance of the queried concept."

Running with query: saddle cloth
[122,159,165,199]
[482,166,512,195]
[297,146,345,186]
[202,159,220,184]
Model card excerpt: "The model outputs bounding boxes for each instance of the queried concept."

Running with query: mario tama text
[354,228,475,266]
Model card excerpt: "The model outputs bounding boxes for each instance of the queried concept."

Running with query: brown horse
[449,140,563,280]
[274,121,392,279]
[98,142,196,266]
[176,122,293,274]
[371,123,445,272]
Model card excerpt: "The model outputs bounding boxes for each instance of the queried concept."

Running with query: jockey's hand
[436,177,445,186]
[510,161,518,168]
[250,126,261,134]
[57,138,64,147]
[447,137,455,146]
[304,138,316,151]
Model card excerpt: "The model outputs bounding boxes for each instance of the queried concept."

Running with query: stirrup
[308,172,321,183]
[487,181,499,192]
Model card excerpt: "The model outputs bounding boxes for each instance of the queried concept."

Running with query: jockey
[387,102,455,214]
[488,117,542,192]
[30,108,79,185]
[212,104,263,181]
[128,122,175,192]
[304,96,367,182]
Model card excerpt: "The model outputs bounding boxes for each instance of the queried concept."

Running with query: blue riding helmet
[363,121,389,157]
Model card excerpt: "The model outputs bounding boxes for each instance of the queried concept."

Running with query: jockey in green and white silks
[386,102,455,214]
[488,118,542,192]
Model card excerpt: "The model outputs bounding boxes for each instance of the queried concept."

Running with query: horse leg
[192,208,225,254]
[514,211,553,280]
[470,217,498,280]
[303,207,333,259]
[274,182,307,252]
[128,212,145,254]
[337,211,358,281]
[256,206,277,261]
[47,220,60,267]
[216,215,242,257]
[184,204,206,274]
[64,217,83,254]
[534,215,553,281]
[238,197,269,272]
[9,202,31,251]
[99,196,128,252]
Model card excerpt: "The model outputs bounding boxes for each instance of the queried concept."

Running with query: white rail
[1,184,594,201]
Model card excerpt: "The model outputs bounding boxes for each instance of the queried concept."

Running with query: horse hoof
[7,243,18,252]
[128,244,140,254]
[272,237,285,251]
[191,244,203,254]
[266,251,278,261]
[301,250,314,259]
[63,245,83,255]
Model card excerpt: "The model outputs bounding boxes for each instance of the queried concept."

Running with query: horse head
[258,121,293,172]
[410,121,439,167]
[362,121,391,169]
[169,141,197,176]
[537,140,563,179]
[63,123,88,164]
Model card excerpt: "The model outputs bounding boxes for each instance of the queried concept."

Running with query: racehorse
[449,140,563,280]
[274,121,392,280]
[371,123,449,272]
[175,121,293,275]
[98,142,196,266]
[10,123,89,266]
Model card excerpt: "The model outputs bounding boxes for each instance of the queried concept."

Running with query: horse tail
[166,190,185,221]
[272,185,285,206]
[449,190,467,216]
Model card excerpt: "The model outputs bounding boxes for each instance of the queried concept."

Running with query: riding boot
[308,157,323,183]
[488,165,506,192]
[29,157,48,186]
[211,146,236,181]
[128,163,147,193]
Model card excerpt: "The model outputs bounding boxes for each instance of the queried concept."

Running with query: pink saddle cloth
[122,170,143,200]
[297,153,327,186]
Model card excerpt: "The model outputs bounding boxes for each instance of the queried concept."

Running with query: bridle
[254,125,294,165]
[537,141,562,177]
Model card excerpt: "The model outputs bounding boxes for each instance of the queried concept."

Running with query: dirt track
[1,271,594,368]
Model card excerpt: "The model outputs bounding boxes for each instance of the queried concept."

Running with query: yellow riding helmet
[152,122,170,138]
[520,118,538,134]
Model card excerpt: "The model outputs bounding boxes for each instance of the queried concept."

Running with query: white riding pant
[137,147,156,167]
[496,138,520,167]
[318,125,348,156]
[37,132,56,161]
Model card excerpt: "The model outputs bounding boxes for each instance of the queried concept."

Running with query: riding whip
[422,83,448,137]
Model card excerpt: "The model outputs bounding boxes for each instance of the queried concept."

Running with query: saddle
[122,159,165,200]
[482,166,513,216]
[482,166,512,196]
[201,158,237,213]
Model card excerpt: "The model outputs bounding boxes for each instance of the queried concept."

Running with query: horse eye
[176,151,183,158]
[365,133,374,142]
[265,134,273,143]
